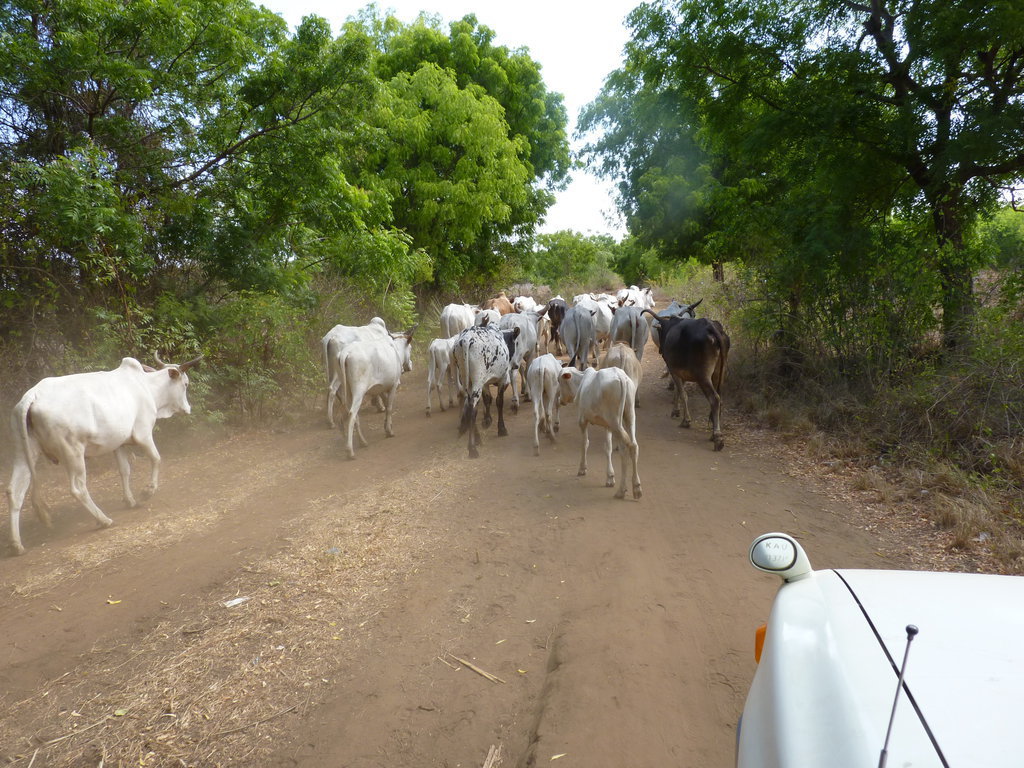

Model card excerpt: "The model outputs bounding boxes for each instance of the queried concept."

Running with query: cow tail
[566,313,579,368]
[336,347,350,417]
[709,323,728,394]
[617,374,634,443]
[12,391,40,482]
[456,341,477,436]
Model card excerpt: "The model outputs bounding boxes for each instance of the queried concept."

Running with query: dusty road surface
[0,333,913,767]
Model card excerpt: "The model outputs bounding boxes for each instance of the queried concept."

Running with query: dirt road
[0,340,909,767]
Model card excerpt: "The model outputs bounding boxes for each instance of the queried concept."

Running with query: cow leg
[496,384,509,437]
[384,388,397,437]
[603,429,616,487]
[697,378,724,451]
[613,425,642,500]
[114,447,138,508]
[482,389,493,429]
[64,453,114,529]
[425,369,434,417]
[671,375,692,427]
[6,453,37,554]
[342,408,358,459]
[462,396,481,459]
[509,366,520,415]
[532,396,544,456]
[577,423,590,477]
[550,385,561,435]
[446,364,456,408]
[469,411,481,459]
[327,379,340,428]
[126,431,162,502]
[372,395,386,413]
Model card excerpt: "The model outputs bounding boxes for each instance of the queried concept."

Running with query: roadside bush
[671,262,1024,569]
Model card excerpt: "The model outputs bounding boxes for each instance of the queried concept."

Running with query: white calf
[440,303,475,338]
[322,318,391,427]
[600,342,643,407]
[425,336,457,416]
[499,310,540,412]
[526,354,562,456]
[334,330,415,459]
[558,367,642,500]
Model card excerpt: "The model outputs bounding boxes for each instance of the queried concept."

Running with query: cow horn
[178,354,204,372]
[154,351,166,367]
[687,298,704,315]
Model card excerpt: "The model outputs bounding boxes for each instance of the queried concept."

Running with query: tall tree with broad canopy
[357,10,571,287]
[582,0,1024,350]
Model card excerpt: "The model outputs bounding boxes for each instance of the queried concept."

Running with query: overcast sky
[257,0,638,238]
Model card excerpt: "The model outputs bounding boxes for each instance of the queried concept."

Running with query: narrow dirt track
[0,331,910,767]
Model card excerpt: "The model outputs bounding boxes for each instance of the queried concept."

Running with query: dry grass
[0,456,475,767]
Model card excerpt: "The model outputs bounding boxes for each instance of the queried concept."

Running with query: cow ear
[513,327,521,338]
[168,367,181,380]
[141,364,157,373]
[561,371,572,379]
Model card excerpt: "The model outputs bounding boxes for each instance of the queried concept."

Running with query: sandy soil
[0,332,929,767]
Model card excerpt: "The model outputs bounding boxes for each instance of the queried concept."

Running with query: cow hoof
[614,489,626,499]
[713,437,725,451]
[679,420,691,429]
[533,447,540,457]
[498,426,508,437]
[468,448,480,459]
[425,408,431,417]
[11,543,26,556]
[98,516,114,529]
[671,408,680,418]
[633,486,643,500]
[346,452,356,460]
[483,417,493,428]
[605,478,616,488]
[577,469,587,477]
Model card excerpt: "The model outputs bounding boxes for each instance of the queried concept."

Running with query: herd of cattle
[3,287,730,555]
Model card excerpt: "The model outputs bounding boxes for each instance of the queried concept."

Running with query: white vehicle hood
[739,568,1024,768]
[839,569,1024,767]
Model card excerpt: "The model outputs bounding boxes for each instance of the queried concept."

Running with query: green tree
[357,10,571,287]
[0,0,426,337]
[582,0,1024,350]
[531,231,619,287]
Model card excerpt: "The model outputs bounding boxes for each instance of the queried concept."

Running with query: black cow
[643,310,730,451]
[545,297,568,356]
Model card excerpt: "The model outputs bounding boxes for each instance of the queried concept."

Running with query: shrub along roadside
[686,265,1024,573]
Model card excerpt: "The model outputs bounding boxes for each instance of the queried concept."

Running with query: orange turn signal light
[754,623,767,663]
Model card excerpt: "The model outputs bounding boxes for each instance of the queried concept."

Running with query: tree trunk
[933,200,975,350]
[712,261,724,282]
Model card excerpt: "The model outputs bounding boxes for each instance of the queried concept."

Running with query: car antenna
[878,624,919,768]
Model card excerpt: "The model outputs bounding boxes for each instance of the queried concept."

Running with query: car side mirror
[749,532,813,582]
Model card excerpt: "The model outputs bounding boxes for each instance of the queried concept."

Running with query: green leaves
[586,0,1024,357]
